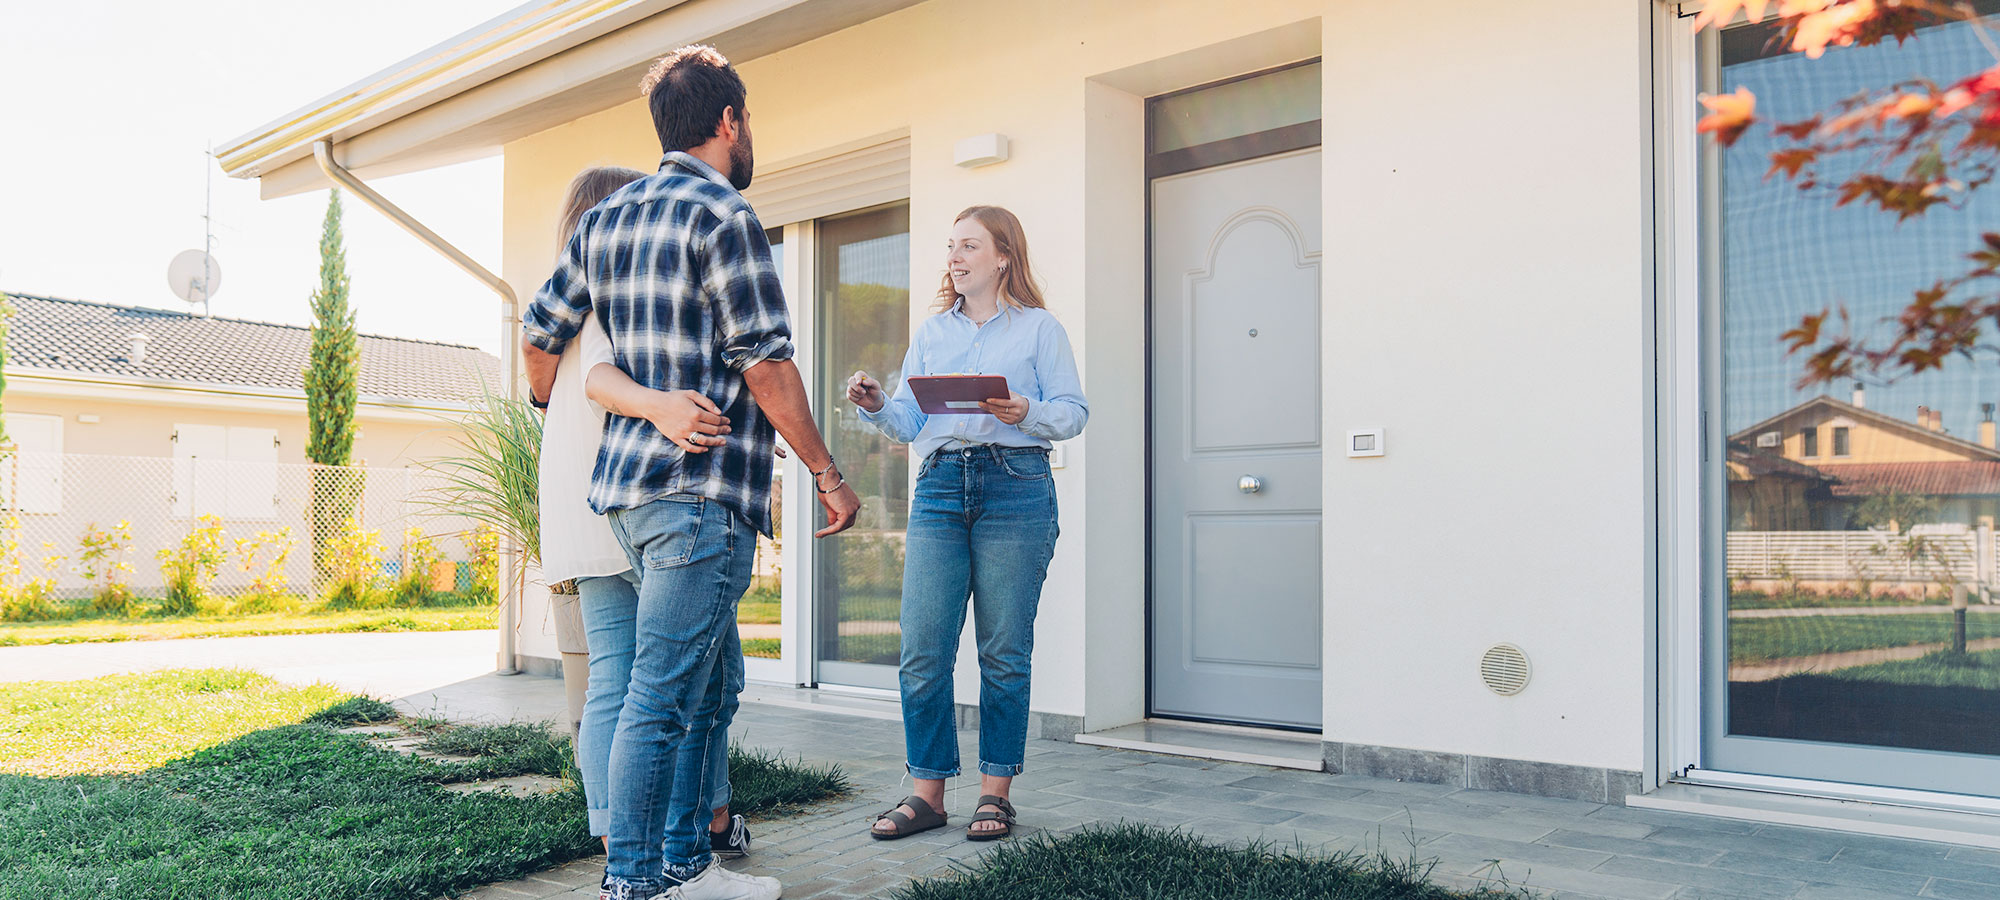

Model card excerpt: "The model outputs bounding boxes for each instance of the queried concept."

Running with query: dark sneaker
[709,813,752,859]
[599,874,667,900]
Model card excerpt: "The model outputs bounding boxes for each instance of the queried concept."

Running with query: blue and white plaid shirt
[521,152,791,537]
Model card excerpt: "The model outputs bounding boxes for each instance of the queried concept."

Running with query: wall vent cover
[1480,643,1531,696]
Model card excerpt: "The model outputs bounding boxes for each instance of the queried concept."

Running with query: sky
[1719,19,2000,438]
[0,1,518,356]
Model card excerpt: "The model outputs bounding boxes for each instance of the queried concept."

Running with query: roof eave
[222,0,926,199]
[217,0,678,183]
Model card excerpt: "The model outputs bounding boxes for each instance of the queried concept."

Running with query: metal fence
[0,451,481,599]
[1727,528,1996,591]
[0,449,782,600]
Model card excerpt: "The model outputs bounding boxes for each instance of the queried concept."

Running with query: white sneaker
[666,863,782,900]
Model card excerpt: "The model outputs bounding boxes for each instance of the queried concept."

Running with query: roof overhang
[220,0,922,199]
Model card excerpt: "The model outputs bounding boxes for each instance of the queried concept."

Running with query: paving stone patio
[452,700,2000,900]
[7,632,1980,900]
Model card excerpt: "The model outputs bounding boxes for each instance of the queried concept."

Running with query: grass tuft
[725,745,849,817]
[894,822,1531,900]
[306,696,400,726]
[420,722,576,783]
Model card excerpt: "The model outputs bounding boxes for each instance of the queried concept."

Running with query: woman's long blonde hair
[557,165,647,248]
[933,205,1046,312]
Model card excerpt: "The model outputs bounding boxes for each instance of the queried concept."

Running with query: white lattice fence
[0,451,482,598]
[1726,529,1994,586]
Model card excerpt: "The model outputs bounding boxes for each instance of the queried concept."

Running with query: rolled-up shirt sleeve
[857,331,929,443]
[521,224,594,355]
[703,210,794,371]
[1017,317,1088,441]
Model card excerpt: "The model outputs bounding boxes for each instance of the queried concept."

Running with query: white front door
[1150,147,1323,729]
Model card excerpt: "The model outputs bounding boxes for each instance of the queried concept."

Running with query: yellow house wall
[502,0,1652,773]
[10,395,468,468]
[1763,408,1992,465]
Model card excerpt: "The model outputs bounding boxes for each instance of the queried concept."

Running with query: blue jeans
[602,495,755,889]
[899,445,1059,780]
[575,570,740,837]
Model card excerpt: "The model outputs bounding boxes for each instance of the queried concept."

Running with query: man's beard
[728,132,754,191]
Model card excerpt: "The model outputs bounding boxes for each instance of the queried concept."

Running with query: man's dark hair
[640,45,747,154]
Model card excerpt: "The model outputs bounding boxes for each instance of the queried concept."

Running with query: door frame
[1656,0,2000,808]
[1143,59,1323,729]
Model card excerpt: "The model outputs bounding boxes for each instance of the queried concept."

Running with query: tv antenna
[167,145,222,315]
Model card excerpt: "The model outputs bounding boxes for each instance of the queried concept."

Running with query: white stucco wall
[501,0,1654,772]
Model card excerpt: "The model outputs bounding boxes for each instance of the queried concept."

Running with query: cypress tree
[305,190,361,586]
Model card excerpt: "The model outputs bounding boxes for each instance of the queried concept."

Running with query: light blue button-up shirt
[859,301,1088,461]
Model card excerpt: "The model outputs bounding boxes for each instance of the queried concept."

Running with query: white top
[537,310,633,583]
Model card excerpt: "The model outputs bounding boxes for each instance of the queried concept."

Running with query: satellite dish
[167,249,223,311]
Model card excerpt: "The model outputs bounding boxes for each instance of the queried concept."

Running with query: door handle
[1238,475,1263,494]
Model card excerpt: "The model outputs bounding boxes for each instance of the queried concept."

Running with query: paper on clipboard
[907,374,1008,415]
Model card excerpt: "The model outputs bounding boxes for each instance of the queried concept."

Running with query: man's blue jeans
[575,569,740,837]
[602,495,755,889]
[898,446,1059,780]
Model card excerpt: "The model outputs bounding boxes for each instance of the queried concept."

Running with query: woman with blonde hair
[533,164,753,862]
[847,205,1087,841]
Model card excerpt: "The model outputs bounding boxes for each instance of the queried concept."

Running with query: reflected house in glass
[1728,394,2000,532]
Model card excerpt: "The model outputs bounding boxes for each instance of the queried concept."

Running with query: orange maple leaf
[1698,87,1759,146]
[1691,0,1774,32]
[1889,92,1936,120]
[1792,0,1877,59]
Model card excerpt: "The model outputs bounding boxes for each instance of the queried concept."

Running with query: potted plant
[422,392,591,736]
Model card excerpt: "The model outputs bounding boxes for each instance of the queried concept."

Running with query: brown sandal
[965,794,1016,841]
[871,795,947,840]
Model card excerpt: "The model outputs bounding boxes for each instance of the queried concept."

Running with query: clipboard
[907,374,1009,415]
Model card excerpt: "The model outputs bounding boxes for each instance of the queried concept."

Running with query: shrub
[392,527,445,607]
[466,524,501,602]
[322,518,387,610]
[2,541,69,622]
[233,527,297,610]
[156,516,226,616]
[78,521,137,616]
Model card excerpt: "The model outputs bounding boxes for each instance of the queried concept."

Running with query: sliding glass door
[1698,6,2000,797]
[811,203,912,689]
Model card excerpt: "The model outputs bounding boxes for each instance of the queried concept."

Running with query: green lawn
[1729,614,2000,664]
[895,823,1526,900]
[0,669,848,900]
[0,605,495,647]
[1731,591,1949,610]
[1802,647,2000,688]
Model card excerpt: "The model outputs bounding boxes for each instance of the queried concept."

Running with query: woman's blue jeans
[898,445,1059,780]
[575,569,740,837]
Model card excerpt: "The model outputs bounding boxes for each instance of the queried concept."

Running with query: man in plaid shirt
[521,45,858,900]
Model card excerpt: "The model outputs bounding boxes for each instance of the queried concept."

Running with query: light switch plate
[1347,428,1384,458]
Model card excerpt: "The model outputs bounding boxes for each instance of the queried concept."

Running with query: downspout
[313,139,523,676]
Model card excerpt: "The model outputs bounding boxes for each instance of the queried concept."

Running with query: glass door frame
[751,205,916,692]
[743,219,814,688]
[1658,1,2000,808]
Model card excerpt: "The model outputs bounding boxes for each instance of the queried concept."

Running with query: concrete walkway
[5,633,1994,900]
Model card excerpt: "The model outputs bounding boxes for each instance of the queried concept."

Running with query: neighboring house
[217,0,2000,833]
[1,292,499,595]
[3,292,496,472]
[1728,392,2000,529]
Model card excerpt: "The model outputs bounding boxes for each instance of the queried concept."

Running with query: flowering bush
[79,521,137,616]
[467,524,501,602]
[157,515,226,616]
[392,527,446,607]
[233,527,299,614]
[323,518,386,610]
